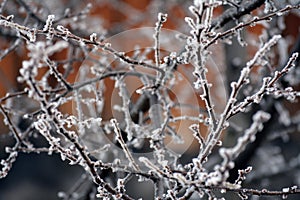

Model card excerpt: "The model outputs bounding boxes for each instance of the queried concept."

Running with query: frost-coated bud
[158,13,168,23]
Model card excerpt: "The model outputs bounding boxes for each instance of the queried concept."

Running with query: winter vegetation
[0,0,300,199]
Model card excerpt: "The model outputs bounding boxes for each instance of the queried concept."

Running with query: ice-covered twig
[229,52,299,118]
[206,4,300,49]
[0,17,165,76]
[219,111,271,182]
[187,1,219,131]
[154,13,167,68]
[111,119,140,171]
[198,35,281,163]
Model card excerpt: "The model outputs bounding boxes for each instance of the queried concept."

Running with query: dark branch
[211,0,266,29]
